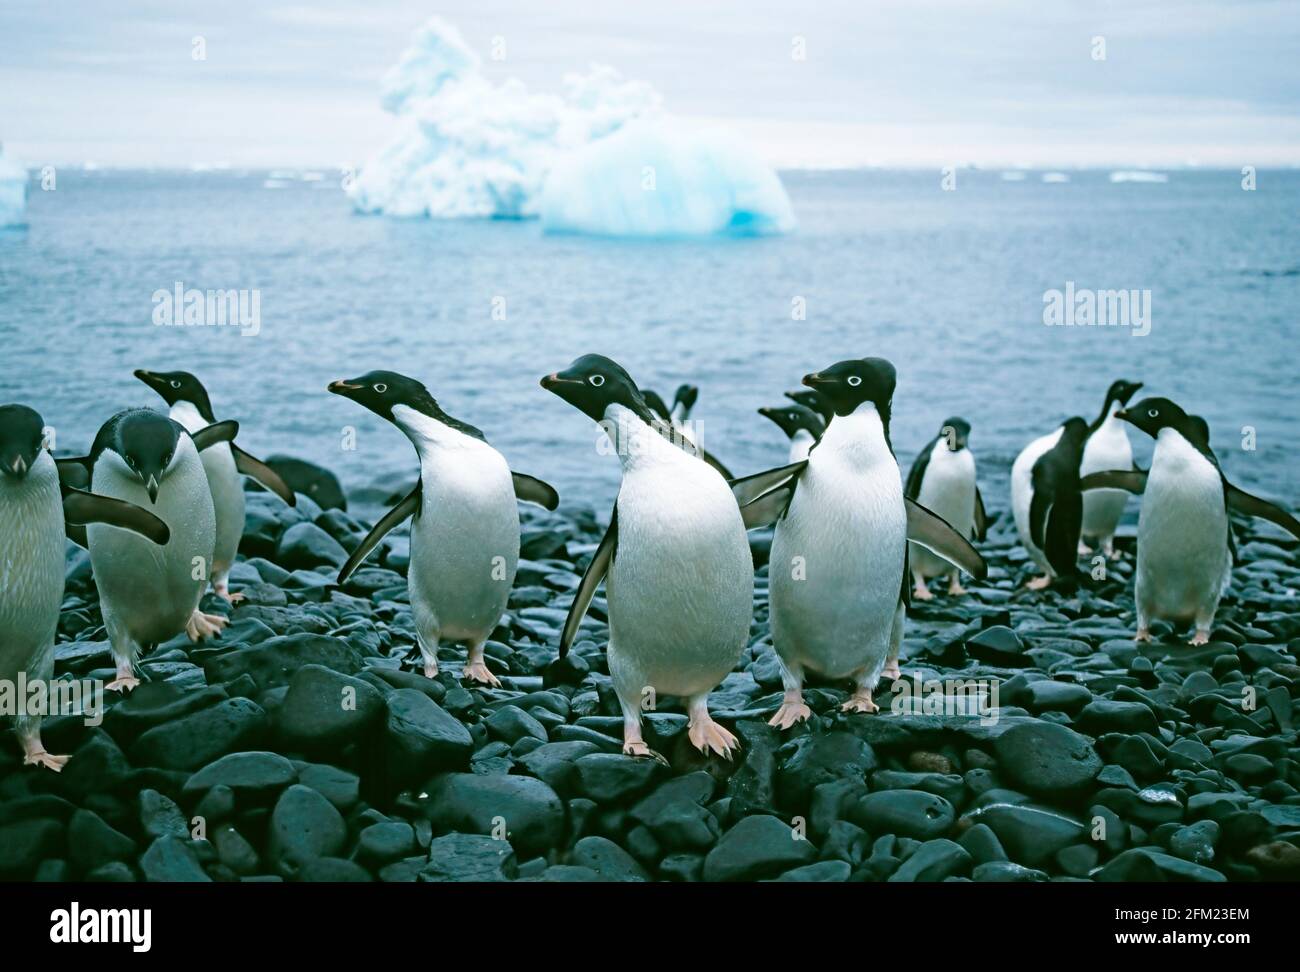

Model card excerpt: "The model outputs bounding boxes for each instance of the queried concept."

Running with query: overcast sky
[2,0,1298,168]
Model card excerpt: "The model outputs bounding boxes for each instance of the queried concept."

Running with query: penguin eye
[374,383,388,394]
[1147,408,1159,418]
[589,375,606,387]
[162,453,173,467]
[847,375,862,387]
[170,380,181,389]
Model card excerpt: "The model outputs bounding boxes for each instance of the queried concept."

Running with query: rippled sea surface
[2,169,1297,516]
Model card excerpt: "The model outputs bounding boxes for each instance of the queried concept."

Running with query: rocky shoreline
[2,470,1298,883]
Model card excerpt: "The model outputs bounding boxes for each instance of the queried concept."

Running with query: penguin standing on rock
[1081,398,1300,644]
[1011,417,1089,590]
[1080,379,1143,558]
[904,417,987,599]
[329,372,558,686]
[758,403,825,463]
[542,355,751,760]
[0,405,168,766]
[732,359,986,727]
[134,369,297,602]
[57,409,223,692]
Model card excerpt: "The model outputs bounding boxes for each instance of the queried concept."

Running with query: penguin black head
[96,409,182,503]
[802,358,896,420]
[0,404,47,480]
[758,403,825,441]
[938,416,972,451]
[1116,396,1198,443]
[672,384,698,415]
[328,370,484,439]
[540,354,658,426]
[133,369,216,422]
[1105,379,1144,409]
[785,388,834,424]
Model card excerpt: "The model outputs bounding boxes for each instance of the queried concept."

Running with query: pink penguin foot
[186,610,228,641]
[1134,627,1154,643]
[461,659,501,687]
[1026,575,1052,591]
[768,700,812,730]
[841,691,879,715]
[687,714,739,760]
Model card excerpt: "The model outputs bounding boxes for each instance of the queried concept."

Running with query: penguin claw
[105,676,140,693]
[1188,631,1211,646]
[23,751,70,772]
[768,701,812,730]
[461,661,501,687]
[841,694,879,715]
[1134,628,1153,643]
[688,718,739,760]
[422,660,439,679]
[623,741,669,765]
[218,589,245,604]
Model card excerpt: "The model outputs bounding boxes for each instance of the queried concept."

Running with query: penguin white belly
[88,443,216,646]
[605,451,751,700]
[0,455,64,694]
[1011,428,1061,574]
[170,402,243,574]
[788,430,815,463]
[911,445,976,579]
[1080,417,1133,541]
[1136,438,1230,624]
[770,448,906,681]
[407,443,519,644]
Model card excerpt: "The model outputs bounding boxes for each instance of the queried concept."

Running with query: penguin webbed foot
[1133,627,1154,643]
[216,587,245,605]
[687,716,739,760]
[840,691,879,715]
[768,700,812,730]
[22,749,71,772]
[105,675,140,693]
[1025,575,1052,591]
[912,582,935,602]
[1188,630,1211,646]
[186,610,229,642]
[946,576,967,597]
[461,659,502,688]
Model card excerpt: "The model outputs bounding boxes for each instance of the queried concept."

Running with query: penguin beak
[145,475,160,504]
[133,369,164,393]
[327,379,364,397]
[540,372,579,391]
[1114,408,1131,424]
[802,372,834,390]
[3,453,27,478]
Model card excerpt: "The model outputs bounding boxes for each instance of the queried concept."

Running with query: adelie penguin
[1011,416,1089,590]
[134,369,297,602]
[329,372,558,686]
[641,381,732,479]
[1081,398,1300,644]
[0,405,168,767]
[731,359,986,727]
[785,388,834,426]
[57,409,228,692]
[542,355,750,760]
[904,417,987,599]
[758,402,825,463]
[1079,378,1143,558]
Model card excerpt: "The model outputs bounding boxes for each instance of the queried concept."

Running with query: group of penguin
[2,358,1298,771]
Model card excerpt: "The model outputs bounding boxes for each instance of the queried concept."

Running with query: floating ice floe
[348,17,794,238]
[1109,170,1169,184]
[1000,171,1028,182]
[1041,172,1071,183]
[0,144,28,228]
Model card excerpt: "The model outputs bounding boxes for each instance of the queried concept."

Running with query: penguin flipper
[55,456,92,490]
[191,420,240,452]
[903,438,934,500]
[1225,483,1300,541]
[1028,489,1053,551]
[973,487,988,541]
[729,460,807,508]
[337,482,421,584]
[61,485,170,545]
[232,444,297,507]
[1043,491,1083,577]
[560,506,617,658]
[905,497,987,579]
[512,472,560,511]
[1080,470,1147,494]
[739,484,794,528]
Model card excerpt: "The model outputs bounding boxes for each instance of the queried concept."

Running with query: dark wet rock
[139,789,189,839]
[419,833,518,882]
[67,809,136,874]
[702,813,817,882]
[871,770,965,807]
[775,731,876,811]
[992,721,1102,794]
[1075,699,1159,736]
[972,861,1049,882]
[139,836,211,882]
[1023,680,1092,715]
[485,704,548,745]
[380,689,474,788]
[888,838,972,882]
[276,665,385,753]
[203,633,367,690]
[267,784,347,873]
[772,860,851,882]
[571,835,650,881]
[966,626,1026,665]
[355,822,417,868]
[1169,820,1219,865]
[850,789,955,841]
[1096,848,1226,882]
[263,457,345,510]
[0,818,63,878]
[420,773,564,857]
[958,822,1008,864]
[296,857,372,882]
[575,753,667,803]
[964,804,1087,867]
[130,697,268,771]
[183,751,298,801]
[514,741,600,796]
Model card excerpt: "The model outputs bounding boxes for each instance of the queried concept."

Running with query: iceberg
[0,144,28,228]
[348,18,794,237]
[1109,170,1169,184]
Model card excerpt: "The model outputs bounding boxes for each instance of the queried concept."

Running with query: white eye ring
[1148,408,1158,418]
[374,383,388,393]
[589,375,605,387]
[170,380,181,389]
[847,375,862,387]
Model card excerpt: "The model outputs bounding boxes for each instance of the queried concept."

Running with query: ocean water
[1,168,1297,518]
